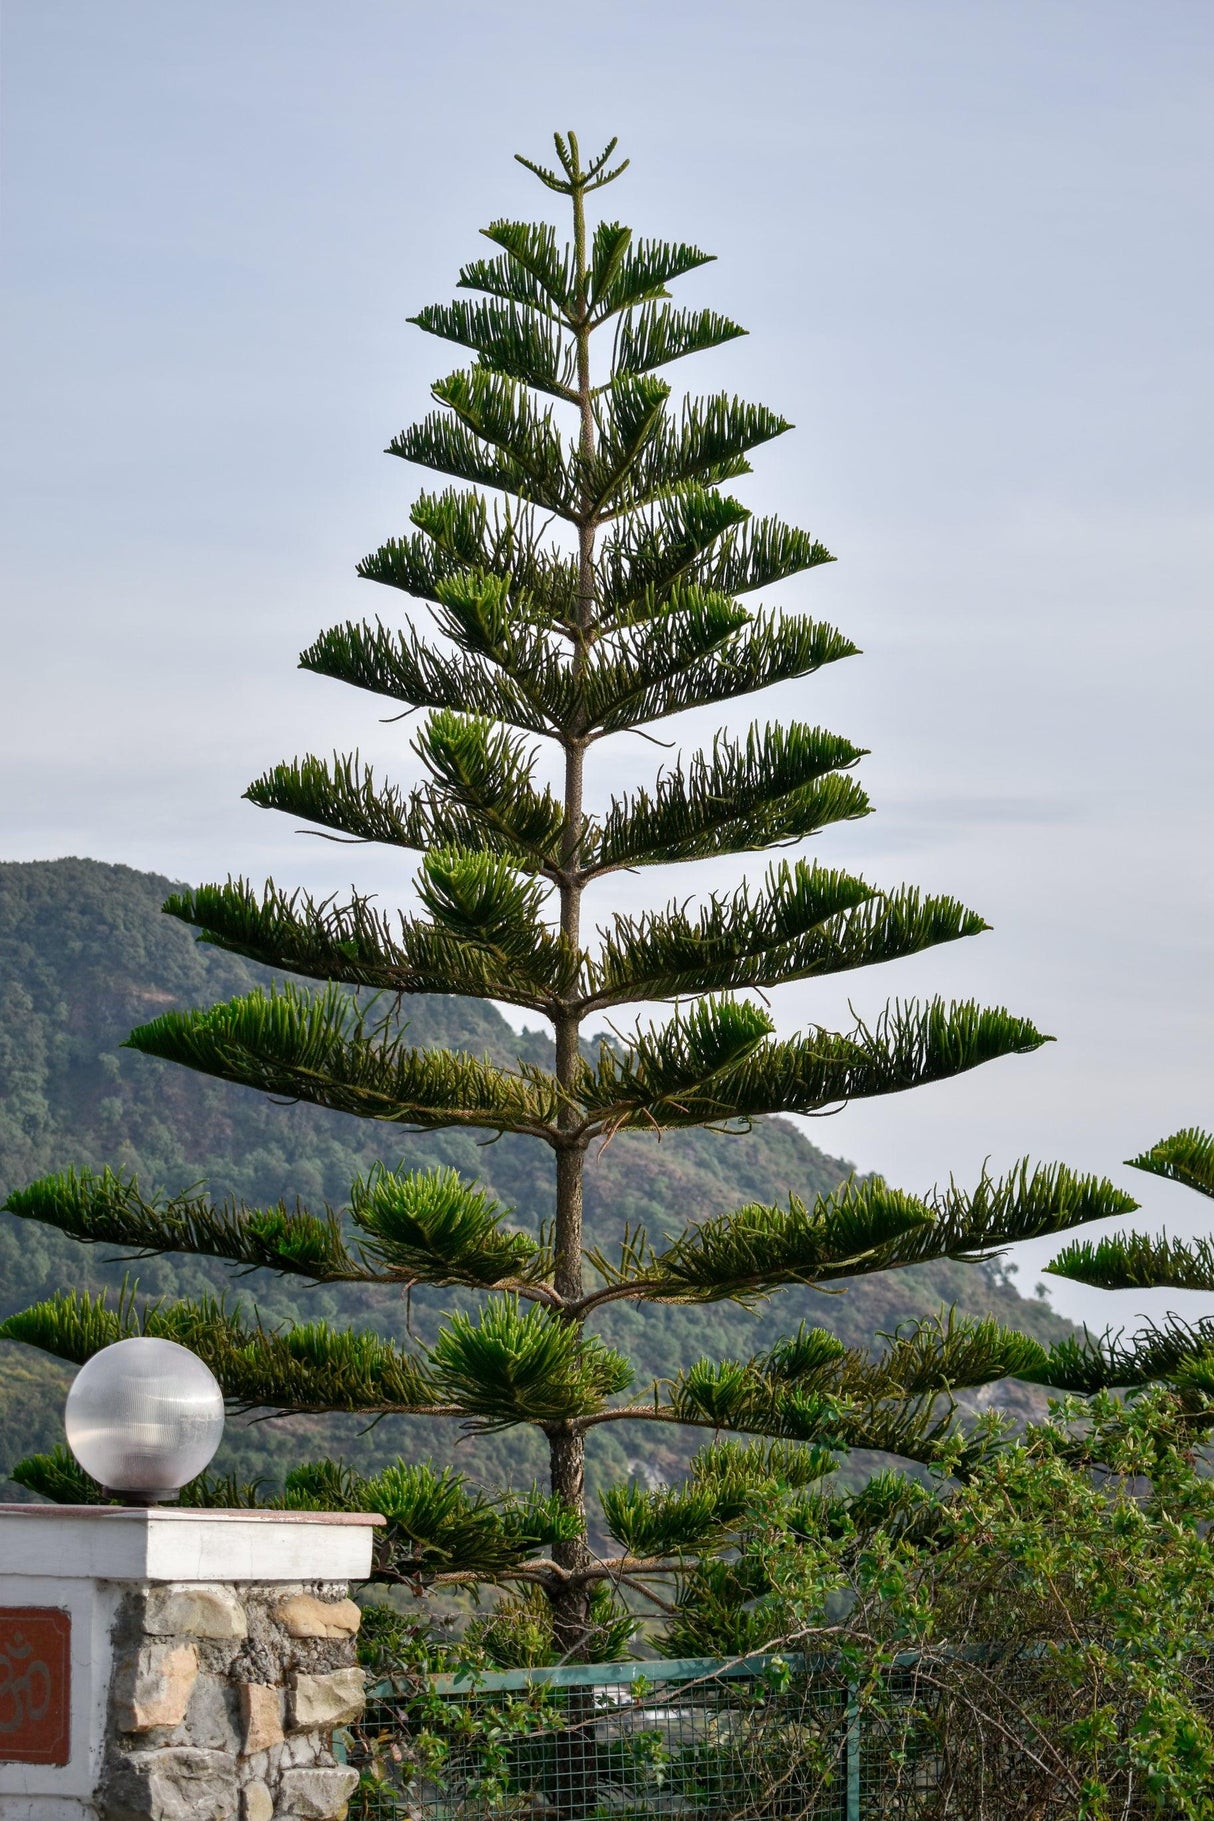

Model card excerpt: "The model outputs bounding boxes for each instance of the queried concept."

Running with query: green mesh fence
[341,1654,855,1821]
[338,1647,1205,1820]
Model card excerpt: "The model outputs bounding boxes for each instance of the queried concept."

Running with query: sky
[3,1,1212,1329]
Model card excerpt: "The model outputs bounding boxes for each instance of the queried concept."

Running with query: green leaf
[642,1179,936,1304]
[3,1166,365,1282]
[608,394,791,512]
[590,237,716,319]
[166,875,572,1012]
[1047,1231,1214,1294]
[409,298,575,400]
[611,303,746,380]
[1128,1128,1214,1201]
[350,1164,546,1288]
[0,1288,439,1414]
[866,1161,1139,1273]
[589,721,870,871]
[415,712,566,864]
[590,864,982,1004]
[460,220,576,318]
[580,997,1049,1131]
[124,983,559,1136]
[430,1297,632,1427]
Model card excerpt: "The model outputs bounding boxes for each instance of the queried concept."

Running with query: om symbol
[0,1608,70,1765]
[0,1629,53,1734]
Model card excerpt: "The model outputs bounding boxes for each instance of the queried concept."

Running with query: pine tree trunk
[548,162,596,1663]
[550,1133,591,1657]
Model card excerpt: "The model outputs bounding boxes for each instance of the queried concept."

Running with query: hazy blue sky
[3,1,1212,1325]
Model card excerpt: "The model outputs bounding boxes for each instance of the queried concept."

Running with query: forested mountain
[0,857,1074,1500]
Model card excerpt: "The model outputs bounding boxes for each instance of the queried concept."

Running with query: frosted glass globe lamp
[64,1336,225,1504]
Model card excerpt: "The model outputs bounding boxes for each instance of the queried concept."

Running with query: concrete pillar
[0,1504,384,1821]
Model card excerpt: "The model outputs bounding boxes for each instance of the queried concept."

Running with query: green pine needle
[3,1166,365,1282]
[1047,1230,1214,1293]
[579,996,1048,1131]
[1025,1316,1214,1395]
[0,1287,439,1414]
[689,1437,838,1495]
[589,236,716,321]
[124,983,560,1136]
[351,1164,547,1289]
[591,865,983,1005]
[167,874,572,1012]
[611,303,746,381]
[245,752,536,865]
[870,1161,1139,1271]
[612,393,791,513]
[461,219,578,320]
[1128,1127,1214,1201]
[415,711,565,865]
[430,1296,632,1427]
[857,1311,1049,1397]
[589,721,870,872]
[301,618,555,738]
[409,298,577,402]
[642,1179,935,1304]
[600,1480,736,1557]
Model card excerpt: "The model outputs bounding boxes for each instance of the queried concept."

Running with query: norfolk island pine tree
[3,132,1195,1662]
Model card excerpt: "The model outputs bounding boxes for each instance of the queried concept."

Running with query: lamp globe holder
[64,1336,226,1505]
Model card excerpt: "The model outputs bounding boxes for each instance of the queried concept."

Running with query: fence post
[845,1678,861,1821]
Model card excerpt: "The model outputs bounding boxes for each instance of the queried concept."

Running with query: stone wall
[98,1582,364,1821]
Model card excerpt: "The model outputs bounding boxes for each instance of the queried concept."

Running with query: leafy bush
[347,1391,1214,1819]
[722,1388,1214,1817]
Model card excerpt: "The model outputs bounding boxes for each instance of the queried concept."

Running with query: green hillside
[0,857,1074,1500]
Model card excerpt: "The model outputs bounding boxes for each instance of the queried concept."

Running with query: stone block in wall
[183,1671,242,1751]
[114,1641,200,1731]
[102,1744,239,1820]
[275,1764,360,1818]
[243,1780,275,1821]
[240,1680,285,1753]
[274,1592,362,1638]
[145,1583,249,1639]
[288,1666,367,1729]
